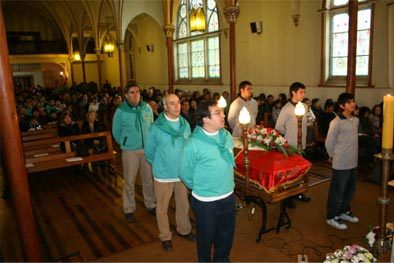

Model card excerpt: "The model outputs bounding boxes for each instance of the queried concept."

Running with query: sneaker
[339,211,359,223]
[124,212,135,223]
[327,217,347,230]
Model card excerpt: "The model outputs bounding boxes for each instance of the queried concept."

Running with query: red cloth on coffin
[235,150,311,193]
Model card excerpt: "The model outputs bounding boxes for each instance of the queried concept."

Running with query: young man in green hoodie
[180,99,236,262]
[112,83,156,223]
[145,94,194,251]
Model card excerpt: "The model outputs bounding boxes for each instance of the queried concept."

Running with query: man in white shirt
[228,81,258,137]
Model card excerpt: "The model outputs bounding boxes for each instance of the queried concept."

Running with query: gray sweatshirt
[275,101,308,149]
[325,114,359,170]
[228,96,258,137]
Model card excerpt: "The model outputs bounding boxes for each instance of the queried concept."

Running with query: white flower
[366,230,376,247]
[263,137,272,145]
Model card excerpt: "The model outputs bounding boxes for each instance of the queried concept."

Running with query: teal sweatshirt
[145,113,191,181]
[180,126,235,198]
[112,101,153,150]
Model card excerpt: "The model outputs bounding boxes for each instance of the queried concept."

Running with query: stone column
[80,52,86,83]
[163,25,175,93]
[223,2,240,100]
[95,48,103,90]
[117,42,124,89]
[69,55,75,85]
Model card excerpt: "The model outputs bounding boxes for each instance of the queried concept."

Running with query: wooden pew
[24,131,116,174]
[21,126,59,143]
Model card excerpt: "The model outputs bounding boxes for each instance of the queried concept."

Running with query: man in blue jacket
[180,99,236,262]
[112,83,156,223]
[145,94,194,251]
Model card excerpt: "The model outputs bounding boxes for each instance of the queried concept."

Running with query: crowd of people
[16,80,386,261]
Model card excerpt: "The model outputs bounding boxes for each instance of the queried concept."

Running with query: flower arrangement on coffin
[365,222,394,248]
[247,125,303,157]
[324,244,376,263]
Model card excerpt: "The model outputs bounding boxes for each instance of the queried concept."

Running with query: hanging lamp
[103,16,115,57]
[190,5,206,32]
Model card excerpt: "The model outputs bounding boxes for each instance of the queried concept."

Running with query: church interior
[0,0,394,262]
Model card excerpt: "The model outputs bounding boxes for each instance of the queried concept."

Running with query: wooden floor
[1,158,393,262]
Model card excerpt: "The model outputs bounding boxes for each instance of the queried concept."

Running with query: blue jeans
[326,168,356,219]
[191,193,236,262]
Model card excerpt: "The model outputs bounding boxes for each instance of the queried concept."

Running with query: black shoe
[297,193,311,202]
[161,240,172,251]
[178,232,196,241]
[147,207,156,215]
[285,198,296,208]
[124,213,135,223]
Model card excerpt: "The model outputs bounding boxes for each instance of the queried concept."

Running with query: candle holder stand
[296,115,302,150]
[240,123,250,196]
[373,148,394,256]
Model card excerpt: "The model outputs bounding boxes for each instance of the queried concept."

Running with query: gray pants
[326,168,356,219]
[122,150,156,213]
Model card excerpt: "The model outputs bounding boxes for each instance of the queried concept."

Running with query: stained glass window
[178,43,189,78]
[175,0,220,81]
[329,7,371,77]
[208,37,220,78]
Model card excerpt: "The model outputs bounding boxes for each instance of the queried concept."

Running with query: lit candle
[239,107,251,125]
[382,94,394,149]
[294,101,305,117]
[218,96,227,109]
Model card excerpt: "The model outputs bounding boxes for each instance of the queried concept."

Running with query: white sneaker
[327,217,348,230]
[339,212,359,223]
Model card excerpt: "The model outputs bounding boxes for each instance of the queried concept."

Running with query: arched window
[175,0,220,83]
[321,0,373,86]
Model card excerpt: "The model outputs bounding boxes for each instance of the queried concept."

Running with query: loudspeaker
[250,21,262,34]
[146,44,154,52]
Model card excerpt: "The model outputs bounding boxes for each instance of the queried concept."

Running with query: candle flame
[239,107,251,125]
[294,101,305,116]
[218,96,227,108]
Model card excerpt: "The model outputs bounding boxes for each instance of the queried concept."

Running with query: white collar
[164,113,179,122]
[202,128,219,136]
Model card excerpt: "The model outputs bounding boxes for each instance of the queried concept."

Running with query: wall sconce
[190,5,206,32]
[146,44,154,53]
[291,0,301,27]
[73,51,81,62]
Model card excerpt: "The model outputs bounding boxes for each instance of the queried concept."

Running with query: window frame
[174,0,222,85]
[320,0,375,87]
